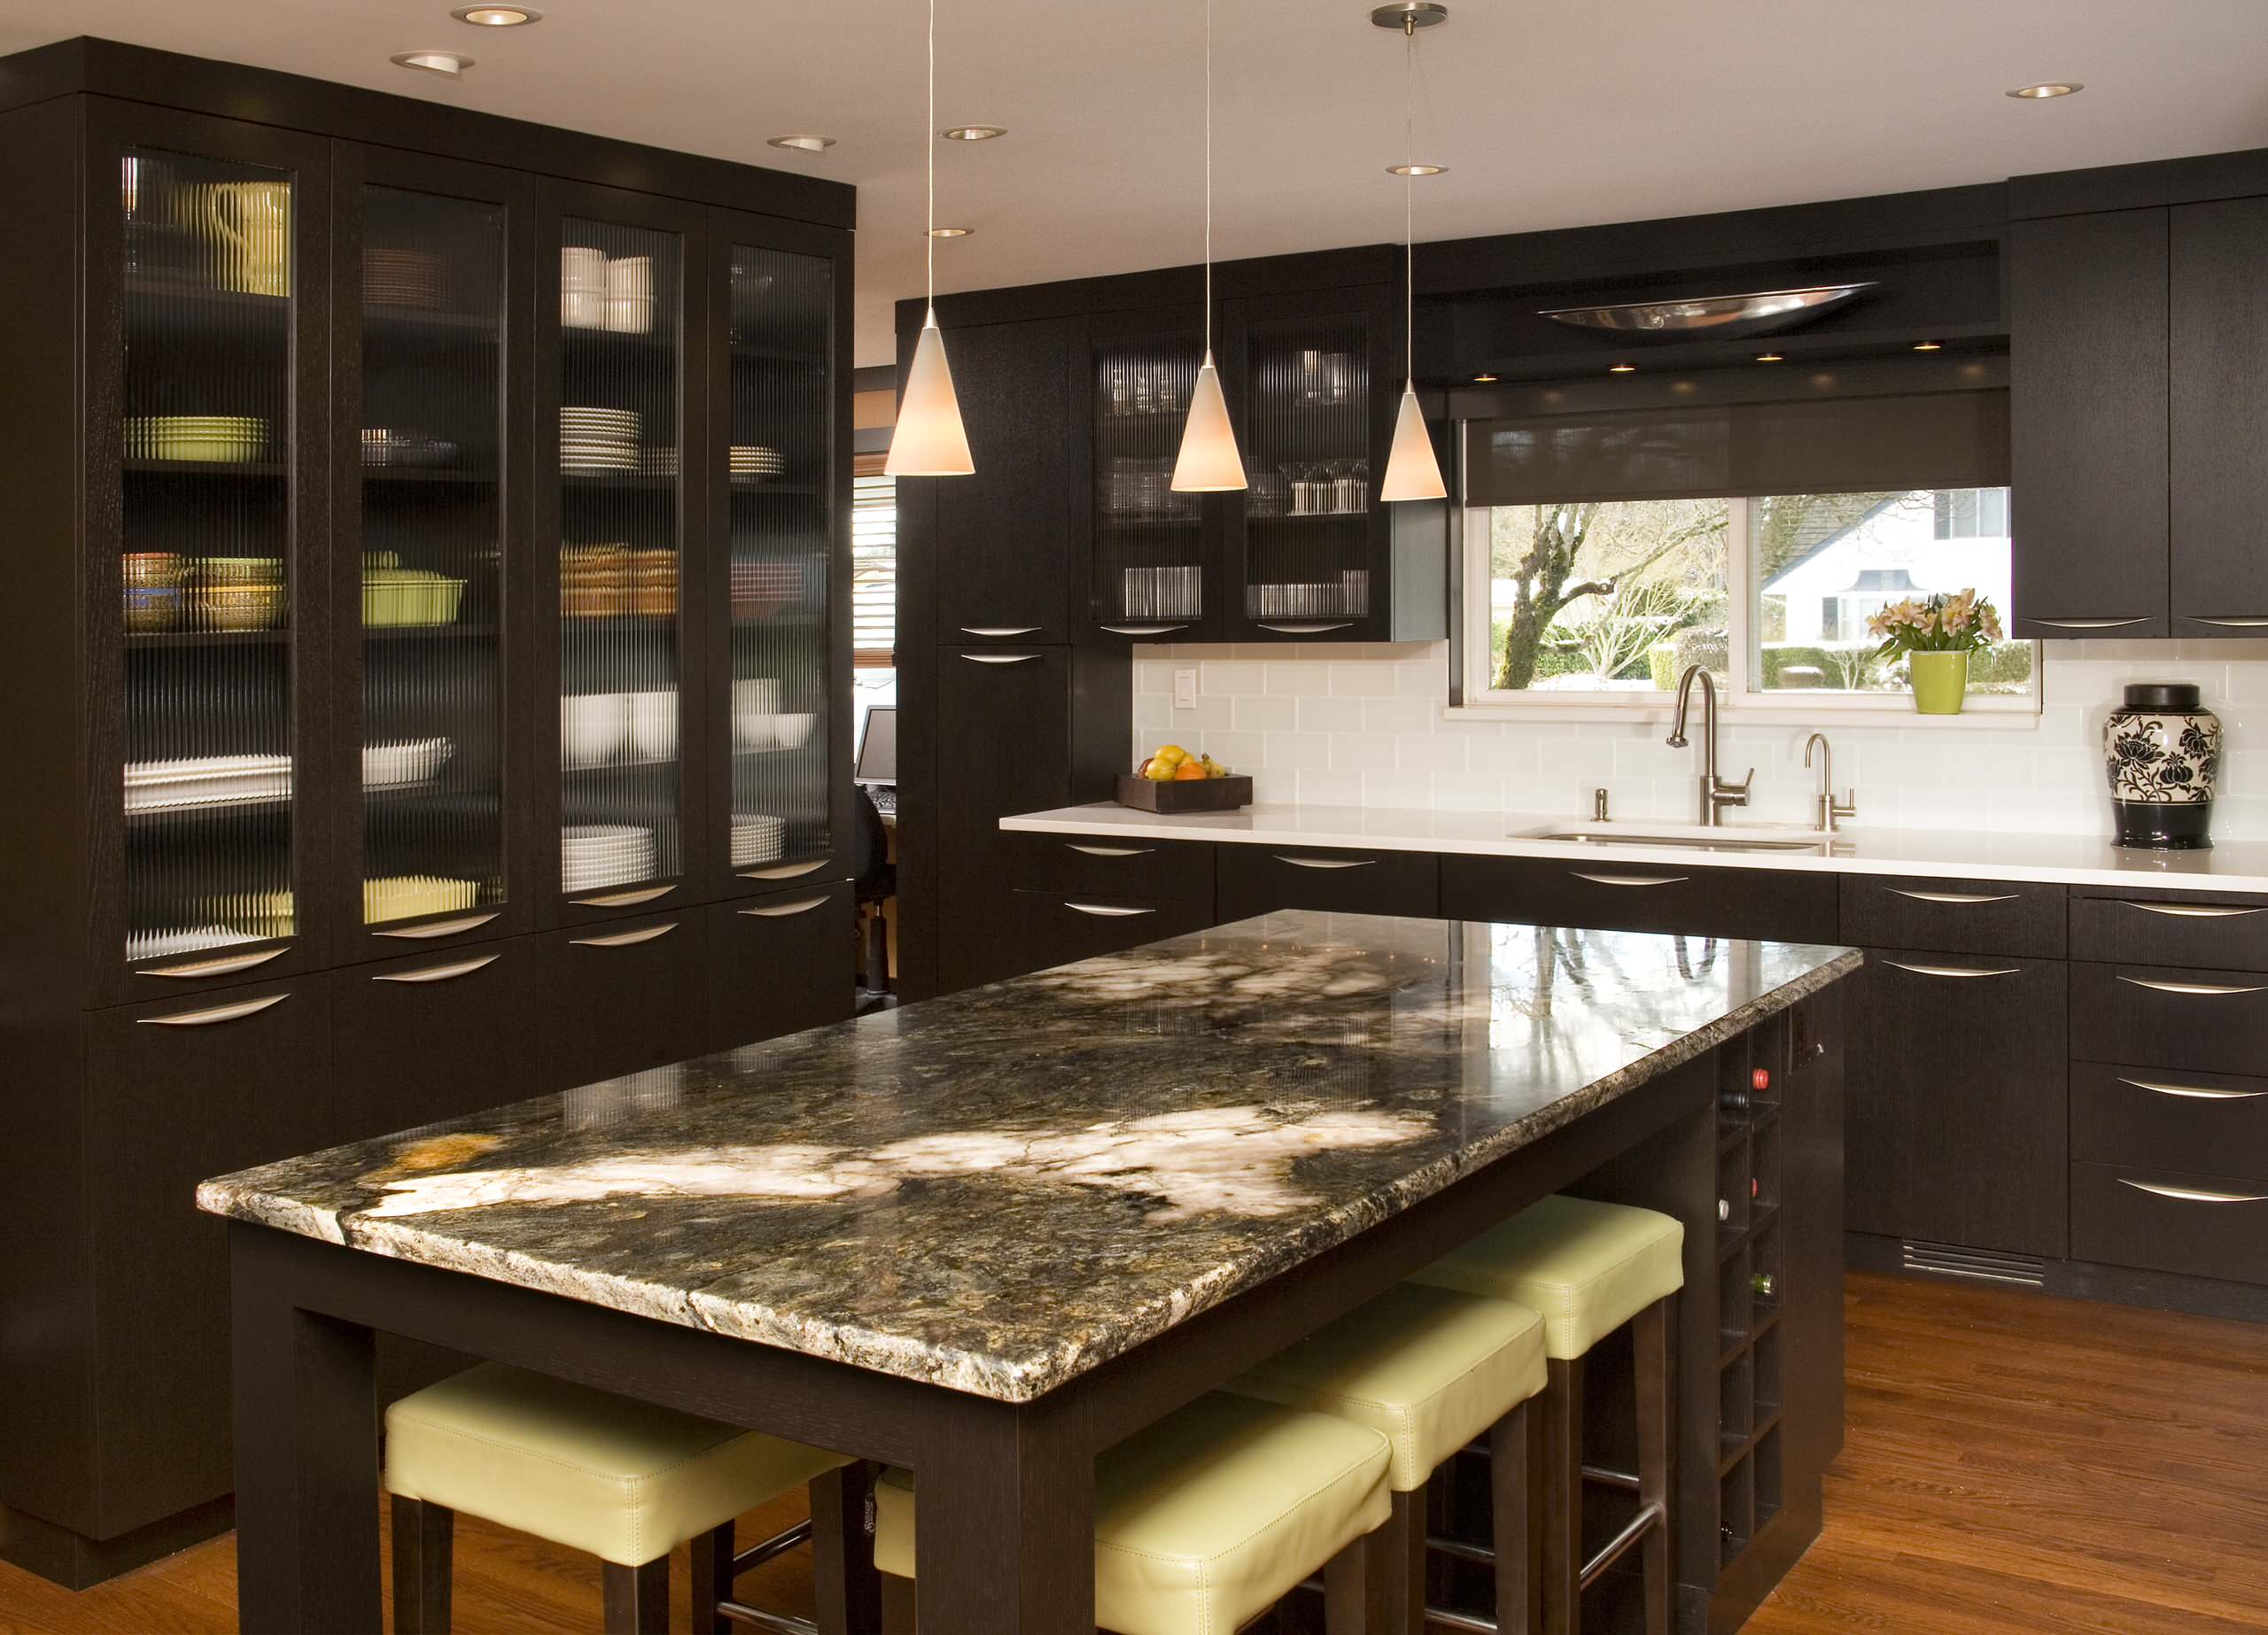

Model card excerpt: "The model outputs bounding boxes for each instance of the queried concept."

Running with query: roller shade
[1465,388,2009,506]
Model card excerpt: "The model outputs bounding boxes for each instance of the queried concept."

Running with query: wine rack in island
[1713,1008,1791,1577]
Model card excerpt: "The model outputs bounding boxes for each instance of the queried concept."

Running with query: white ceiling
[9,0,2268,365]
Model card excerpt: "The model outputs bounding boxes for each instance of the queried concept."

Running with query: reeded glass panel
[359,186,507,925]
[1243,316,1371,621]
[119,148,296,960]
[1092,333,1202,624]
[723,244,832,872]
[558,218,683,895]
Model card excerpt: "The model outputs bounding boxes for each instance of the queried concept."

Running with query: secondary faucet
[1665,665,1751,827]
[1803,732,1859,833]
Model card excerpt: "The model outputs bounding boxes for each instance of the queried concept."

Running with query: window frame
[1454,493,2042,723]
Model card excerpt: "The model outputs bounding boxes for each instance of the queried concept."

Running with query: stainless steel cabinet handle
[1100,624,1190,636]
[2116,1075,2265,1101]
[960,652,1040,664]
[143,946,290,979]
[374,955,500,985]
[2032,616,2150,630]
[2117,1178,2268,1204]
[1570,872,1686,887]
[1068,844,1153,857]
[571,884,676,908]
[570,923,678,949]
[1883,960,2021,979]
[2116,974,2267,996]
[1276,855,1375,871]
[2190,616,2268,628]
[1064,902,1153,918]
[377,912,500,941]
[138,993,291,1027]
[742,859,827,881]
[740,895,831,918]
[959,625,1042,637]
[2123,902,2264,919]
[1255,621,1353,634]
[1886,887,2020,906]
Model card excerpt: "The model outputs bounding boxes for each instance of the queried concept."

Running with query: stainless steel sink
[1516,821,1832,855]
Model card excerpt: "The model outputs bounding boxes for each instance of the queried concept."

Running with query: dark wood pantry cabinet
[0,39,857,1586]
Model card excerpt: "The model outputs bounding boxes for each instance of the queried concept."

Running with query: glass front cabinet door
[1222,286,1397,643]
[93,106,332,1006]
[1079,306,1219,643]
[334,149,532,961]
[537,184,706,925]
[704,213,850,896]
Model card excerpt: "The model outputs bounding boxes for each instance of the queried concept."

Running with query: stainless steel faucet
[1665,665,1751,826]
[1803,732,1859,833]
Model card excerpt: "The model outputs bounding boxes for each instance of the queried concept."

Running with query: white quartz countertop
[1000,802,2268,895]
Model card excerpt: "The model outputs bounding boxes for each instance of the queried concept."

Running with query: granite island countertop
[198,910,1860,1402]
[1002,802,2268,894]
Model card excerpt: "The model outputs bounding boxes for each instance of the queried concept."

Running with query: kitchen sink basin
[1517,820,1833,854]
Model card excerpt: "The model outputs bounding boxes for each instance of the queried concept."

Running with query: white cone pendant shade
[885,310,974,477]
[1170,350,1246,492]
[1379,384,1446,501]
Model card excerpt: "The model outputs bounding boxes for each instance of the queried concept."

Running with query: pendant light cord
[1203,0,1214,354]
[1402,20,1415,384]
[926,0,937,310]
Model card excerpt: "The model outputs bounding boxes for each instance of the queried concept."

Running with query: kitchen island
[200,910,1858,1634]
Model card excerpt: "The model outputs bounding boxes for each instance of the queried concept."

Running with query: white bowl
[561,694,628,767]
[773,711,816,749]
[734,712,778,750]
[732,677,781,714]
[625,691,677,761]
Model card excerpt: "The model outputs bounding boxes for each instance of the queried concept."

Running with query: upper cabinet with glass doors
[1078,308,1219,643]
[97,107,332,1005]
[706,215,847,895]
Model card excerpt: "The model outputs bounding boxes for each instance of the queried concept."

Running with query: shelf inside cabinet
[730,342,826,366]
[364,623,500,643]
[125,627,290,651]
[124,458,285,478]
[360,466,498,487]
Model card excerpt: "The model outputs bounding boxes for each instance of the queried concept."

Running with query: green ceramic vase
[1907,650,1969,715]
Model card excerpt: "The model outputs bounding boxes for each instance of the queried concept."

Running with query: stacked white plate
[561,407,641,473]
[125,753,292,812]
[362,737,452,789]
[365,247,447,310]
[562,824,656,892]
[127,925,263,961]
[730,813,786,867]
[728,445,785,484]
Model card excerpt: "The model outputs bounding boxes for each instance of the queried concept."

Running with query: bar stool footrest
[717,1602,819,1635]
[1578,1500,1666,1590]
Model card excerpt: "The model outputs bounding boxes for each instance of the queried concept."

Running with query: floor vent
[1900,1240,2047,1287]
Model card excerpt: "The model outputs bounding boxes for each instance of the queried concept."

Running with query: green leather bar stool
[1226,1281,1548,1635]
[1412,1196,1685,1635]
[384,1361,861,1635]
[871,1392,1395,1634]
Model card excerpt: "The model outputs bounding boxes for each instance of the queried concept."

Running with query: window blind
[851,461,896,668]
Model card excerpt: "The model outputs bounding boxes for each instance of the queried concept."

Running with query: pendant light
[1375,3,1449,502]
[1171,0,1247,492]
[887,0,975,477]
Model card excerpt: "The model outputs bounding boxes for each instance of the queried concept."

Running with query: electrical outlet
[1173,668,1198,710]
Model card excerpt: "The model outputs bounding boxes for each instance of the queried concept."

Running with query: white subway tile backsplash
[1295,695,1368,733]
[1232,694,1299,732]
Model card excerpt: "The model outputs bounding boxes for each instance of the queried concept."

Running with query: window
[851,463,896,670]
[1464,489,2035,713]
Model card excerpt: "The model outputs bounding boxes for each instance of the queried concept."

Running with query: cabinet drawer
[2070,1061,2268,1182]
[1216,845,1438,922]
[2070,1161,2268,1286]
[1006,831,1216,903]
[703,884,854,1056]
[1839,875,2065,959]
[1011,890,1214,973]
[333,940,535,1143]
[2070,891,2268,970]
[2070,961,2268,1077]
[537,917,705,1092]
[1443,856,1837,943]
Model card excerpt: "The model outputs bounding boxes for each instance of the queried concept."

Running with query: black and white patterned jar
[2104,682,2221,849]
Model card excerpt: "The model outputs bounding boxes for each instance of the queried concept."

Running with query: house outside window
[1464,488,2036,714]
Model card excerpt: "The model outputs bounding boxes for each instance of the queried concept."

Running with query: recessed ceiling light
[452,5,538,24]
[767,134,836,153]
[1755,352,1784,363]
[1386,162,1448,177]
[2007,81,2081,99]
[1608,362,1636,374]
[1471,373,1497,383]
[927,226,974,238]
[939,125,1007,142]
[391,50,472,75]
[1913,340,1942,352]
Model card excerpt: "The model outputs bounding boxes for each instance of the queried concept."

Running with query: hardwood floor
[3,1270,2264,1633]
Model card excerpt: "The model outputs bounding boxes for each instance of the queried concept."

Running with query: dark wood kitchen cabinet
[2171,196,2268,632]
[1216,843,1441,920]
[2009,208,2171,639]
[1845,952,2068,1258]
[1441,855,1838,943]
[535,916,706,1092]
[330,940,537,1142]
[702,884,855,1055]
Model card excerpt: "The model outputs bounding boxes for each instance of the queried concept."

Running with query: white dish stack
[728,445,785,484]
[561,406,641,473]
[561,824,657,893]
[361,737,452,789]
[730,813,786,867]
[561,248,657,335]
[124,753,293,812]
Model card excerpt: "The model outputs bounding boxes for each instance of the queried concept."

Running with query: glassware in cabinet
[1086,314,1212,639]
